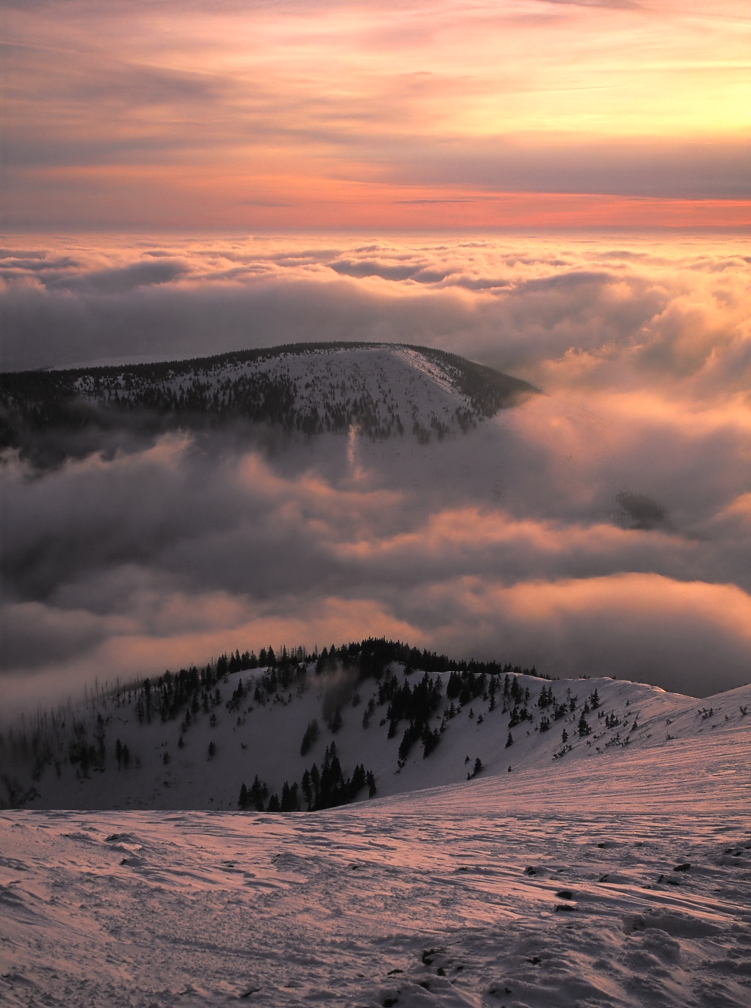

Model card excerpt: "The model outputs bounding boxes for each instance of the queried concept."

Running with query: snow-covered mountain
[0,342,536,459]
[5,642,749,814]
[1,668,749,1008]
[2,341,750,1008]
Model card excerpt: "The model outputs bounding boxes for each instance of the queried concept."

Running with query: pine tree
[300,719,319,755]
[505,731,514,748]
[348,763,366,799]
[281,781,298,812]
[301,769,313,809]
[249,774,267,811]
[422,724,440,757]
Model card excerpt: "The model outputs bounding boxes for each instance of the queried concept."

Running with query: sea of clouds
[2,232,751,710]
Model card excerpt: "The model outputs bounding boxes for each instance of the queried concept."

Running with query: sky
[2,3,751,710]
[3,0,750,230]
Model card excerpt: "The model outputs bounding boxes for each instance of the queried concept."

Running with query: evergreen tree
[281,781,299,812]
[249,774,268,811]
[505,732,514,748]
[300,719,319,755]
[553,701,567,721]
[301,769,313,809]
[422,724,441,758]
[348,763,366,798]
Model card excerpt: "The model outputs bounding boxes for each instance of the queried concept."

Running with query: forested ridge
[1,628,739,815]
[0,342,536,458]
[0,637,546,810]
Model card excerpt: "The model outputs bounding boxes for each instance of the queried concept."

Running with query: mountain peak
[0,342,537,457]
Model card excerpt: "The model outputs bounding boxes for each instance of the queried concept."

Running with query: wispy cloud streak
[4,0,750,227]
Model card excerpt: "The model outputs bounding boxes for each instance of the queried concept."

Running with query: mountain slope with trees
[1,637,748,811]
[0,343,537,462]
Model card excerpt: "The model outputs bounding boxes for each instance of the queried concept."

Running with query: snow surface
[2,673,749,1007]
[1,726,749,1008]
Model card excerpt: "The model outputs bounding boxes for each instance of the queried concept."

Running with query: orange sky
[4,0,751,230]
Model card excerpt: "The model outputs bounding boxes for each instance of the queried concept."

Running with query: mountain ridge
[4,637,748,813]
[0,342,537,460]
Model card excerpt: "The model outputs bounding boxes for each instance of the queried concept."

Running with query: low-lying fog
[2,232,751,710]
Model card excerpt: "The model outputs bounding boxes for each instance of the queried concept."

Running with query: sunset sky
[4,0,751,230]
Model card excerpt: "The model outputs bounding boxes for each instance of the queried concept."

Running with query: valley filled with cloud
[2,232,751,710]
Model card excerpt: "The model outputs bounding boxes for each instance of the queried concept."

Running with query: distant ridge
[0,342,537,460]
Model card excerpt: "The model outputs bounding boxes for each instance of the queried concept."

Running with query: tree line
[238,742,376,813]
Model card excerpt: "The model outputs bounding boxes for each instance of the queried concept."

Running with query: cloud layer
[2,232,751,710]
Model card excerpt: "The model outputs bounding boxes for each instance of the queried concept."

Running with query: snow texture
[1,675,750,1007]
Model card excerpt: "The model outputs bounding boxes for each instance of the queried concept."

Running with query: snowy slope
[0,343,536,456]
[1,726,749,1008]
[8,660,750,813]
[2,658,750,1008]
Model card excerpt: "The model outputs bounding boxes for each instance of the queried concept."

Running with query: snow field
[1,728,749,1008]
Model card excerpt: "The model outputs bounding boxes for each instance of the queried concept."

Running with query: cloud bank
[2,232,751,709]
